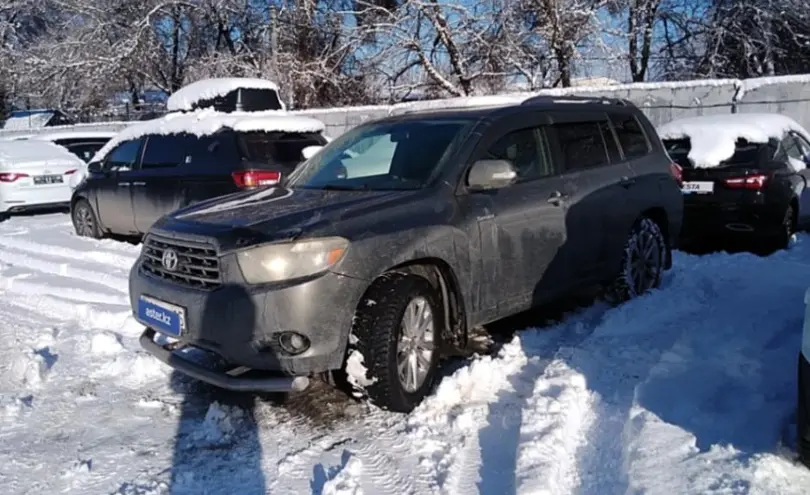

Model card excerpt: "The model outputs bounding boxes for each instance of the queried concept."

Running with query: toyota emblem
[161,248,179,271]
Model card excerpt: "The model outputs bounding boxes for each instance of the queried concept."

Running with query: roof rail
[521,95,633,107]
[389,95,527,116]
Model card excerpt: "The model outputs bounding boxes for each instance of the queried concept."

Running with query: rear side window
[610,114,650,159]
[141,134,194,169]
[553,121,610,170]
[238,131,326,167]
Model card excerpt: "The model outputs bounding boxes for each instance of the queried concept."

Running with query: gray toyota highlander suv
[130,96,684,412]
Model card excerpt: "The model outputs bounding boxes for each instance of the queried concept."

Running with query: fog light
[278,332,310,355]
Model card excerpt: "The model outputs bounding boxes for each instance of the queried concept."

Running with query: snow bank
[657,113,810,168]
[90,109,326,163]
[167,78,282,112]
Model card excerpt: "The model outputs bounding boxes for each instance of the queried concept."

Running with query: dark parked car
[659,113,810,249]
[69,115,328,238]
[130,96,684,412]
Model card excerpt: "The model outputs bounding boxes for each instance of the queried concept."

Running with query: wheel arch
[366,257,468,355]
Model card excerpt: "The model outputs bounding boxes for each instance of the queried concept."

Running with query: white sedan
[0,139,84,220]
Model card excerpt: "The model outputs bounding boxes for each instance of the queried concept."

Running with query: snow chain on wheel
[606,217,666,304]
[343,272,443,413]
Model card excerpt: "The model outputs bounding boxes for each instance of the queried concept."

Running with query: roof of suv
[376,96,641,125]
[90,109,326,163]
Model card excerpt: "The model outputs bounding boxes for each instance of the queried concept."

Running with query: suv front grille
[141,235,221,290]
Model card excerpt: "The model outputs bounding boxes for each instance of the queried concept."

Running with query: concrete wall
[4,74,810,140]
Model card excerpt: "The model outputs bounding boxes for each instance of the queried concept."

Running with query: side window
[610,113,650,159]
[483,127,554,182]
[104,139,142,170]
[598,120,622,163]
[141,135,189,169]
[553,121,610,171]
[191,134,240,167]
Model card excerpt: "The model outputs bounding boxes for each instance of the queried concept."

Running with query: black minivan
[70,123,328,239]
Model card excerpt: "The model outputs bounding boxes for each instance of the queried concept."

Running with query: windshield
[285,118,472,190]
[664,137,770,169]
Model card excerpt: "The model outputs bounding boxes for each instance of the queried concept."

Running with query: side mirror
[87,161,103,173]
[467,159,518,190]
[301,145,324,160]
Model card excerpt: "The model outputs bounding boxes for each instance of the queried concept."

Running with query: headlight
[235,236,348,284]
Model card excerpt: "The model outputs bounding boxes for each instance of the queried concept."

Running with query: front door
[461,115,569,317]
[94,139,143,235]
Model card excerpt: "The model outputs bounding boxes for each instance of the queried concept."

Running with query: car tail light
[64,169,77,175]
[0,172,30,183]
[723,174,769,190]
[669,162,683,186]
[232,170,281,188]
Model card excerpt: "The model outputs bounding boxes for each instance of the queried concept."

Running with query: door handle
[132,181,146,186]
[547,190,567,206]
[619,176,636,188]
[118,182,130,187]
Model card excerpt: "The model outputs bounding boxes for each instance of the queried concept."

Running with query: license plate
[137,295,186,337]
[33,174,64,185]
[682,181,714,194]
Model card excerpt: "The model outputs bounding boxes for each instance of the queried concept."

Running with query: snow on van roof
[0,139,84,166]
[167,78,281,112]
[657,113,810,168]
[90,108,325,163]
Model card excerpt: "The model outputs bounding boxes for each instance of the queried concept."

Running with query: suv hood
[166,185,416,234]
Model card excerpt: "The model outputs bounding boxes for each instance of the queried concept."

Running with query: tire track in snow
[0,246,130,294]
[0,234,138,270]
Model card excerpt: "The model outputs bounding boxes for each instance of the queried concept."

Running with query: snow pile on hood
[90,108,326,163]
[167,78,282,112]
[0,139,84,166]
[657,113,810,168]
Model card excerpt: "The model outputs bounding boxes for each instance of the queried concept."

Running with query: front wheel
[72,199,103,239]
[605,217,667,304]
[343,273,443,413]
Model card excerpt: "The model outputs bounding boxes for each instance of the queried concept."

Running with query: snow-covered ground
[1,213,810,494]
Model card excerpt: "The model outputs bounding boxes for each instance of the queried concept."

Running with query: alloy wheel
[628,229,662,295]
[74,205,95,237]
[397,296,435,393]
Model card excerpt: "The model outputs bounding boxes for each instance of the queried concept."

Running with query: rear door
[94,139,143,235]
[131,134,193,233]
[545,112,637,281]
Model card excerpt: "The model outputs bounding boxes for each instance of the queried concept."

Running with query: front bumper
[800,352,810,467]
[130,255,368,385]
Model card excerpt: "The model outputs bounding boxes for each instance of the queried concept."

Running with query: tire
[605,217,667,304]
[771,204,795,251]
[344,272,443,413]
[71,199,103,239]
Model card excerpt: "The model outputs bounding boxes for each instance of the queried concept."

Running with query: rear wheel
[343,273,443,413]
[72,199,103,239]
[605,217,666,304]
[770,204,795,251]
